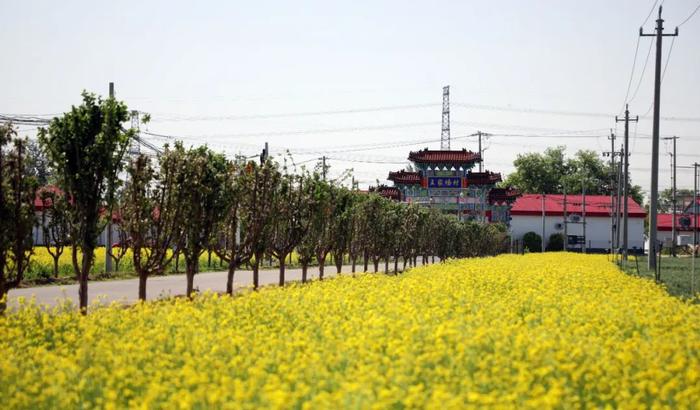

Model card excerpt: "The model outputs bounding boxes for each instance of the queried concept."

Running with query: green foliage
[502,146,644,205]
[546,233,565,252]
[523,231,542,253]
[39,91,133,310]
[0,125,38,311]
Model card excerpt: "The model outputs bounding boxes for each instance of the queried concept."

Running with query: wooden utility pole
[541,193,546,252]
[663,136,679,256]
[641,5,678,269]
[582,175,587,254]
[604,131,619,254]
[478,131,483,172]
[105,82,115,274]
[615,105,638,260]
[563,188,568,251]
[692,162,698,294]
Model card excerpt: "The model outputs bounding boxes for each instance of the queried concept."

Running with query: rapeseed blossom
[1,253,699,408]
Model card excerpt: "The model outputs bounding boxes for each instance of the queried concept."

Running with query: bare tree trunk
[403,257,408,271]
[364,251,369,272]
[138,273,147,301]
[394,255,399,275]
[78,246,94,314]
[301,262,308,283]
[0,278,7,314]
[384,258,389,274]
[279,256,286,287]
[335,253,342,274]
[253,262,260,290]
[318,257,325,280]
[226,262,236,295]
[431,255,435,264]
[186,258,197,298]
[253,253,262,290]
[53,257,59,278]
[373,257,379,273]
[351,256,357,273]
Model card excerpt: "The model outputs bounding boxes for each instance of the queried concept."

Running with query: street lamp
[459,191,465,221]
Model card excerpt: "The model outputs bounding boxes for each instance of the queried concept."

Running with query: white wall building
[509,194,646,253]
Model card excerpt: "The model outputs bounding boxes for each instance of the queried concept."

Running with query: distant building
[510,194,646,253]
[656,197,700,247]
[374,148,518,223]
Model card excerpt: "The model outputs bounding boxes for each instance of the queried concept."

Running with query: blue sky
[2,0,699,194]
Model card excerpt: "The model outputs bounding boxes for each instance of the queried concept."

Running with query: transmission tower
[441,85,450,150]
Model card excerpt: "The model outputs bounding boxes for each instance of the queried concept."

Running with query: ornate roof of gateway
[387,170,421,185]
[408,148,481,165]
[488,187,520,204]
[370,185,401,201]
[465,171,502,185]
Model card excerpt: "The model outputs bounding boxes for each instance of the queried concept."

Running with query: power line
[147,103,439,122]
[678,1,700,26]
[628,37,655,104]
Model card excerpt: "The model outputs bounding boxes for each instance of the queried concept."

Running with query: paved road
[8,264,364,308]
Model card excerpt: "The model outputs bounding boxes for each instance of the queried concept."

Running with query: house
[656,196,700,247]
[509,194,646,253]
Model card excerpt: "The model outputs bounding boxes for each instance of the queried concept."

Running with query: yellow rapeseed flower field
[2,253,699,408]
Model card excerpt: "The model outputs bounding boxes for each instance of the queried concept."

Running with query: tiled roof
[657,213,700,231]
[465,171,502,185]
[408,149,481,164]
[511,194,646,217]
[488,188,519,204]
[370,185,401,201]
[388,170,421,185]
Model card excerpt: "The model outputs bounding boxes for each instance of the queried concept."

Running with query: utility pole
[582,174,587,254]
[105,82,115,274]
[615,105,638,260]
[615,157,623,258]
[692,162,698,294]
[259,142,269,164]
[322,155,327,181]
[641,5,678,269]
[663,136,679,256]
[563,187,568,251]
[541,193,546,253]
[604,131,618,255]
[441,86,450,150]
[478,131,483,172]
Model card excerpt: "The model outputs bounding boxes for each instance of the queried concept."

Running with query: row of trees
[0,92,509,313]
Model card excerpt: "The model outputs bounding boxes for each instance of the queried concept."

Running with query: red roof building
[511,194,646,218]
[657,214,700,232]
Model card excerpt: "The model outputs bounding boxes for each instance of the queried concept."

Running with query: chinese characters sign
[427,177,462,188]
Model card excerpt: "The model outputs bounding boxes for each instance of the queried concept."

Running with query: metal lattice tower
[129,110,141,158]
[441,85,450,150]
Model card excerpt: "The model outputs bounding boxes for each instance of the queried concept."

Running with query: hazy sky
[2,0,699,195]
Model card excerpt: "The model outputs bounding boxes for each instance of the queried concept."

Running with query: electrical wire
[678,1,700,26]
[628,37,655,104]
[148,103,439,122]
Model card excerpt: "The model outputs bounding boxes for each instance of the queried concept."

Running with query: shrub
[522,231,542,252]
[546,233,565,251]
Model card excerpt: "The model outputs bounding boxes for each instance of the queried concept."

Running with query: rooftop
[511,194,646,218]
[408,148,481,165]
